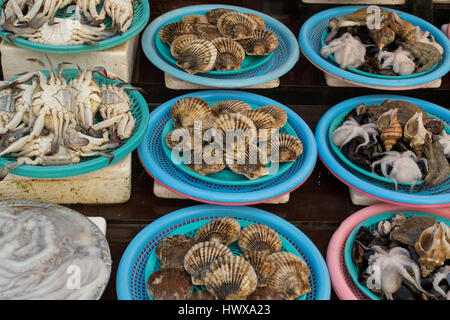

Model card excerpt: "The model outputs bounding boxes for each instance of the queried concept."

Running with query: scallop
[170,97,212,128]
[188,290,216,300]
[257,105,287,129]
[269,133,303,163]
[156,235,198,269]
[210,100,252,117]
[204,255,258,300]
[217,12,258,40]
[239,29,278,55]
[214,112,257,137]
[176,39,218,74]
[205,8,236,24]
[184,241,233,285]
[159,21,193,44]
[186,143,226,175]
[165,127,196,151]
[194,217,241,245]
[192,23,221,41]
[245,14,265,30]
[247,287,284,300]
[242,251,275,287]
[238,224,282,254]
[266,252,311,300]
[211,37,246,71]
[226,144,269,180]
[242,110,276,140]
[182,14,209,25]
[170,34,199,59]
[146,268,193,300]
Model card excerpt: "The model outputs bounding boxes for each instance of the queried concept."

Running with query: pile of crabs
[352,213,450,300]
[159,8,279,74]
[332,99,449,191]
[0,0,135,45]
[0,60,136,179]
[321,7,444,76]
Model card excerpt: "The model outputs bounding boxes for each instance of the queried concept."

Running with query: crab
[16,0,71,22]
[0,0,28,24]
[72,0,101,20]
[90,0,134,33]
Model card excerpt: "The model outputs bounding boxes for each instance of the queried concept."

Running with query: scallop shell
[171,97,212,128]
[242,110,277,139]
[188,290,216,300]
[239,30,278,55]
[176,39,218,74]
[182,14,209,25]
[242,251,275,287]
[247,287,284,300]
[269,133,303,163]
[170,34,200,59]
[184,241,233,285]
[217,12,258,40]
[204,255,258,300]
[156,235,198,269]
[226,144,269,180]
[211,37,246,71]
[191,23,221,41]
[205,8,236,24]
[214,112,257,141]
[238,224,282,254]
[186,143,226,175]
[146,268,193,300]
[404,112,430,157]
[266,252,311,300]
[194,217,241,245]
[165,127,196,151]
[159,21,193,44]
[245,14,265,30]
[257,105,288,129]
[377,108,402,152]
[210,100,252,117]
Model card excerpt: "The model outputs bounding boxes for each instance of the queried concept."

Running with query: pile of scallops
[165,97,304,180]
[146,217,311,300]
[158,8,279,74]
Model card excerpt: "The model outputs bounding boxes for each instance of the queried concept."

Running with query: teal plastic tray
[344,210,450,300]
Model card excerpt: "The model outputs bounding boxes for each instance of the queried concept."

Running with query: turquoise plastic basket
[344,210,450,300]
[0,68,149,178]
[0,0,150,54]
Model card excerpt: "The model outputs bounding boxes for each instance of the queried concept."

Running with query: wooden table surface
[64,0,449,300]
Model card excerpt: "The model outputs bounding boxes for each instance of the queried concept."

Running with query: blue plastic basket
[0,69,149,178]
[141,4,299,88]
[344,210,450,300]
[316,95,450,207]
[0,0,150,54]
[299,6,450,90]
[138,90,317,205]
[116,204,331,300]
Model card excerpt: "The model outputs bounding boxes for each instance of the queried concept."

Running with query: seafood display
[0,202,111,299]
[158,8,279,74]
[146,217,311,300]
[321,7,444,76]
[165,97,303,180]
[0,0,136,45]
[0,61,138,180]
[331,99,449,191]
[351,213,450,300]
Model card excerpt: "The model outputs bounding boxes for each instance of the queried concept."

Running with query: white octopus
[377,48,416,76]
[320,33,366,69]
[371,151,424,191]
[413,26,444,55]
[438,131,450,158]
[366,246,428,300]
[433,266,450,300]
[331,118,379,151]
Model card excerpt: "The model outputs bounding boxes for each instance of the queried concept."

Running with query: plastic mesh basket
[0,68,149,178]
[137,90,317,205]
[116,204,331,300]
[0,0,150,54]
[141,4,299,88]
[299,6,450,90]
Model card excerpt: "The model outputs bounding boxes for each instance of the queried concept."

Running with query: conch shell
[404,112,430,157]
[377,108,402,151]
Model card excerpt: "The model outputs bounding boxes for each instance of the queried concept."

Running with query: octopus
[438,131,450,158]
[377,48,415,76]
[320,33,366,69]
[412,26,444,55]
[432,266,450,300]
[332,118,379,151]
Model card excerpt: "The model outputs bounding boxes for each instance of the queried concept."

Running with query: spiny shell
[247,287,284,300]
[194,217,241,245]
[211,37,246,71]
[210,100,252,117]
[165,127,196,151]
[156,234,198,269]
[242,251,275,287]
[186,143,226,175]
[204,255,258,300]
[192,23,222,41]
[266,252,311,300]
[184,241,233,285]
[245,14,265,30]
[269,134,303,162]
[171,97,212,128]
[205,8,236,24]
[226,144,269,180]
[188,290,216,300]
[170,34,200,59]
[182,14,209,25]
[176,39,218,74]
[239,30,278,55]
[404,112,430,157]
[217,12,258,40]
[238,224,282,254]
[146,268,193,300]
[159,22,193,44]
[257,105,288,129]
[377,108,402,152]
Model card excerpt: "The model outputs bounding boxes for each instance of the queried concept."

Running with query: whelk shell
[155,234,198,269]
[404,112,430,157]
[211,37,246,71]
[170,97,212,128]
[170,34,199,59]
[257,105,288,129]
[238,223,282,254]
[194,217,241,245]
[146,268,193,300]
[176,39,218,74]
[239,30,278,56]
[210,100,252,117]
[159,22,193,44]
[242,251,275,287]
[377,108,402,152]
[217,12,257,40]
